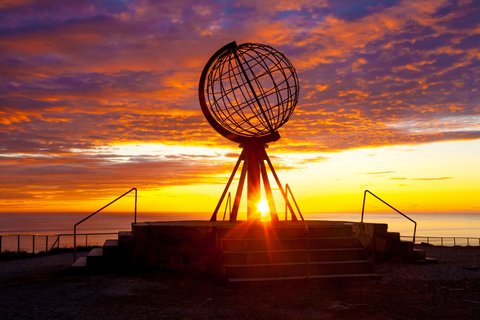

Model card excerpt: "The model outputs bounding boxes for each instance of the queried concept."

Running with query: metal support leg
[259,159,278,222]
[211,149,245,221]
[264,151,298,221]
[231,160,248,222]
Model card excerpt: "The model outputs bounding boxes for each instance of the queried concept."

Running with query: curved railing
[361,189,417,243]
[73,188,137,261]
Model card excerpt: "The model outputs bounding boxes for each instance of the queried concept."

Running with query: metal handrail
[285,183,309,278]
[361,189,417,243]
[222,192,232,221]
[73,188,137,261]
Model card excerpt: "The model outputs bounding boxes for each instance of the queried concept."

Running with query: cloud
[288,0,480,150]
[0,0,479,209]
[412,177,452,181]
[0,144,237,204]
[367,171,395,175]
[390,176,453,181]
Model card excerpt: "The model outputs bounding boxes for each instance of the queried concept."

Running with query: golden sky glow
[0,0,479,215]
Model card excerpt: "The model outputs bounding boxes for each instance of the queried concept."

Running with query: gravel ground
[0,246,479,319]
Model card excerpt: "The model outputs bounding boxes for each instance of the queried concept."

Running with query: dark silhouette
[199,41,300,221]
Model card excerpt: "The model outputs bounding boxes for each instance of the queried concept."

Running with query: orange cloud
[1,0,478,211]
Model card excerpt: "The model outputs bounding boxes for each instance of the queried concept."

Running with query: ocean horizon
[1,211,479,253]
[1,211,479,238]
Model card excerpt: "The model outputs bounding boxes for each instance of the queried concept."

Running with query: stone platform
[73,220,431,283]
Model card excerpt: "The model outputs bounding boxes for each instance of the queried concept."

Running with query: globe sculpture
[199,41,300,222]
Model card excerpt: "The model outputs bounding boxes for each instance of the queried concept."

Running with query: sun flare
[257,200,270,222]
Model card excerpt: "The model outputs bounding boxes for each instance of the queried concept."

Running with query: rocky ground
[0,246,479,319]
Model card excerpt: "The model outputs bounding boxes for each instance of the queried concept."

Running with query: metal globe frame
[199,41,299,144]
[199,41,300,222]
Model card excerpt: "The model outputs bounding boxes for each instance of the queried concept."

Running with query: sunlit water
[304,212,480,238]
[0,212,479,252]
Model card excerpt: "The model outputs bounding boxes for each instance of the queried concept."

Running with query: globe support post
[246,143,262,220]
[210,149,245,221]
[210,142,289,222]
[230,158,247,222]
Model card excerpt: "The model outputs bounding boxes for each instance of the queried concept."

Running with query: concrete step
[225,260,374,279]
[72,256,87,268]
[71,237,130,272]
[413,248,426,260]
[386,232,401,242]
[400,240,414,252]
[87,247,103,257]
[221,237,362,251]
[86,247,103,269]
[228,273,381,284]
[104,239,118,247]
[222,248,367,265]
[102,239,118,259]
[102,239,120,266]
[416,257,439,264]
[118,230,133,238]
[118,231,133,247]
[117,231,135,263]
[219,225,353,239]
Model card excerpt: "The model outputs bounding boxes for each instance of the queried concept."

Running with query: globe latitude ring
[199,41,300,144]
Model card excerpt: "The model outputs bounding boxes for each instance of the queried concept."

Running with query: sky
[0,0,479,216]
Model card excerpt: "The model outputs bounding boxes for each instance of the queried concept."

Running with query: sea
[0,212,479,252]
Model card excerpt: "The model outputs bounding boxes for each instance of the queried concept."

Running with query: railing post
[32,235,35,254]
[305,229,309,280]
[73,227,77,261]
[284,184,288,220]
[361,190,367,223]
[134,187,137,224]
[45,235,48,252]
[413,223,416,244]
[0,235,2,253]
[454,237,456,246]
[467,238,470,246]
[17,235,20,253]
[441,237,443,246]
[285,184,289,220]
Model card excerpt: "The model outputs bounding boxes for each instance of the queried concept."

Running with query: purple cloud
[0,0,479,209]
